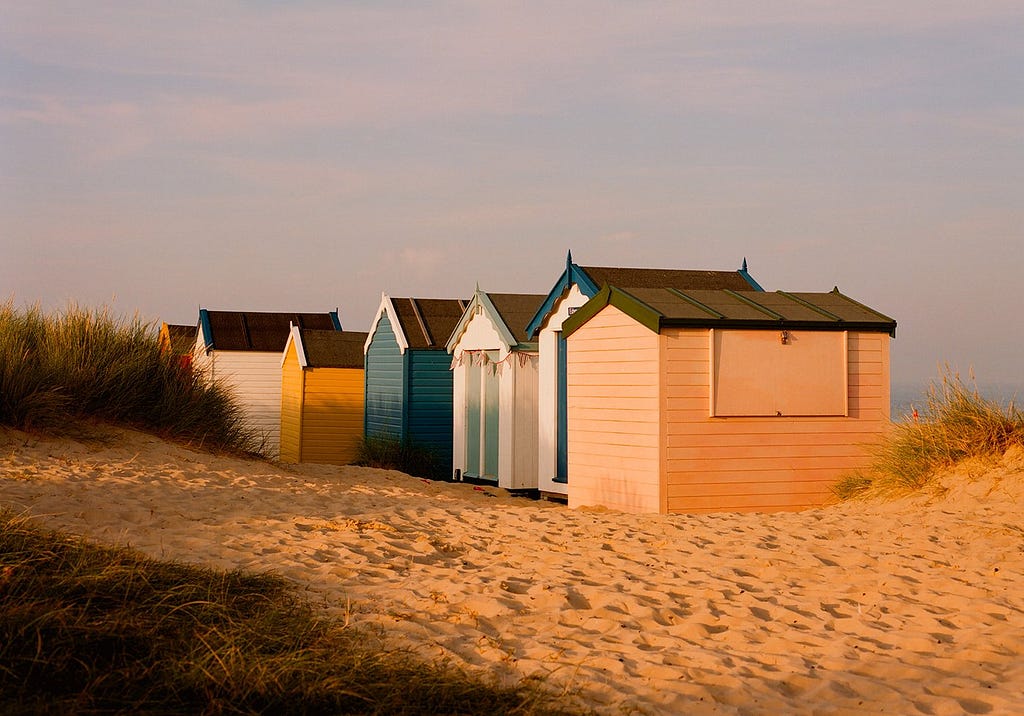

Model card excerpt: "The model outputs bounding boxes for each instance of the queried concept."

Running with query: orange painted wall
[566,305,661,513]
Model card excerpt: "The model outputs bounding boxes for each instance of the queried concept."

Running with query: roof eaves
[830,288,898,337]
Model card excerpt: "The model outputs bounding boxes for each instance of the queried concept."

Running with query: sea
[891,382,1022,423]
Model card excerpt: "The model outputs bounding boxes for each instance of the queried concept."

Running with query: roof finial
[741,257,748,272]
[566,249,573,271]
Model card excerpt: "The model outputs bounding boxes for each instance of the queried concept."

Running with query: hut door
[464,351,500,481]
[554,332,568,483]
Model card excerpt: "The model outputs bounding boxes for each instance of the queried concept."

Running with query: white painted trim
[364,293,409,355]
[446,289,515,355]
[281,324,309,368]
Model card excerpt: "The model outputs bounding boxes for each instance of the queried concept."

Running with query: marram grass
[0,510,578,715]
[833,370,1024,500]
[0,300,258,454]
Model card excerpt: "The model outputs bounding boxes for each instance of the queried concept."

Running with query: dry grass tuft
[833,369,1024,500]
[0,510,580,715]
[0,301,259,454]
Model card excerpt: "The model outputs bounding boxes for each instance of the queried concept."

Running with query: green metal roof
[562,285,897,338]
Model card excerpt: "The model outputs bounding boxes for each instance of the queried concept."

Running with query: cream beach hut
[280,327,368,465]
[447,289,545,490]
[561,285,896,514]
[191,309,342,457]
[524,253,764,499]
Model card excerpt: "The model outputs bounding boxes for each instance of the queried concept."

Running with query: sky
[2,2,1022,394]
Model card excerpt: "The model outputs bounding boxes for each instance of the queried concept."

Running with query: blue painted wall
[364,314,406,441]
[408,350,454,470]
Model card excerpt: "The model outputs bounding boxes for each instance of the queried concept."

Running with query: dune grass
[0,510,574,715]
[833,370,1024,500]
[355,436,447,480]
[0,301,257,454]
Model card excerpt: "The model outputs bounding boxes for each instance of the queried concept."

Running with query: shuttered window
[711,329,848,417]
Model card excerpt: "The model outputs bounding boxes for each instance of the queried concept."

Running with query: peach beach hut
[561,285,897,514]
[524,252,765,500]
[280,326,368,465]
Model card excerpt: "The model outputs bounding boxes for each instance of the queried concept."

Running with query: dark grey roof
[203,311,338,352]
[581,266,756,292]
[390,297,468,350]
[487,293,547,344]
[299,330,368,368]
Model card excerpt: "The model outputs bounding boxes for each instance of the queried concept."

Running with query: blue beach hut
[363,294,468,474]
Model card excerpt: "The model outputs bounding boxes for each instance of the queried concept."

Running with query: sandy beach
[2,427,1023,715]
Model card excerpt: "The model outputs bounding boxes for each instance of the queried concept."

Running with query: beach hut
[524,253,765,499]
[191,309,342,457]
[280,327,368,465]
[561,285,896,514]
[447,289,546,490]
[363,295,468,473]
[158,322,197,370]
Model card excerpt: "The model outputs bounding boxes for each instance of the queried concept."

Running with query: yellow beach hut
[562,285,897,514]
[280,326,368,465]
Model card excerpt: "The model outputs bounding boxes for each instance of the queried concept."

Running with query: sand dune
[3,427,1023,715]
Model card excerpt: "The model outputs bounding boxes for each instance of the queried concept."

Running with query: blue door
[554,332,568,483]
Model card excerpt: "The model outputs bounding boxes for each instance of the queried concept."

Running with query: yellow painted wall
[279,342,304,463]
[663,328,890,513]
[299,367,364,465]
[566,305,662,513]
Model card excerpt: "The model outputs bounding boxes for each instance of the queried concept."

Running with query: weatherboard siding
[662,328,891,513]
[364,314,406,441]
[198,351,284,457]
[566,306,661,513]
[280,342,304,463]
[407,350,455,468]
[299,367,364,465]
